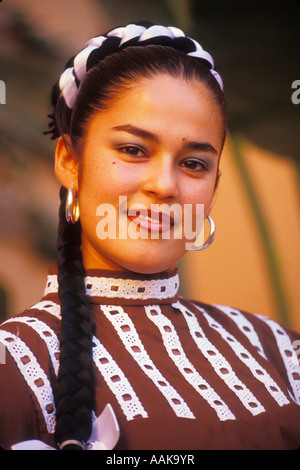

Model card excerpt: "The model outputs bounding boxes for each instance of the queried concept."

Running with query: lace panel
[29,300,61,320]
[145,305,236,420]
[197,307,290,407]
[3,313,148,423]
[44,276,58,296]
[101,305,195,419]
[213,305,267,358]
[44,273,179,301]
[92,335,148,421]
[3,317,60,375]
[172,303,266,417]
[255,314,300,404]
[0,330,56,433]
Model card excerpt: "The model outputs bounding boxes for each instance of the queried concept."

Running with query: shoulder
[175,297,300,403]
[179,297,300,346]
[0,295,61,374]
[0,296,61,447]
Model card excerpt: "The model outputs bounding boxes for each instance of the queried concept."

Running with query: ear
[54,135,79,189]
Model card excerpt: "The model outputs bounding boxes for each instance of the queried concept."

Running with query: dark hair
[53,45,226,149]
[51,43,227,450]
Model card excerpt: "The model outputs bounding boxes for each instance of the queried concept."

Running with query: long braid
[55,186,95,450]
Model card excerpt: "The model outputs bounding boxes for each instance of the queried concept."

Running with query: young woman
[0,22,299,451]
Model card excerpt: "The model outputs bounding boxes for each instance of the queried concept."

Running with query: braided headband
[58,23,223,109]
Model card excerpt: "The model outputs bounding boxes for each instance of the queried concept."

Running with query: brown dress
[0,268,300,450]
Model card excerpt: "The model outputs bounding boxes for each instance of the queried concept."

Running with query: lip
[127,208,175,235]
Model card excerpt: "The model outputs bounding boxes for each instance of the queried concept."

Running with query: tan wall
[0,238,49,317]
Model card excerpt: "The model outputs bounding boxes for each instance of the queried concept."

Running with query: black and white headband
[58,23,223,109]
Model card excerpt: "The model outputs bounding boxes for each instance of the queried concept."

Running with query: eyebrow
[112,124,218,155]
[184,141,218,155]
[112,124,160,144]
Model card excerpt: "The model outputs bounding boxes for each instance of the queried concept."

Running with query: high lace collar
[44,268,180,305]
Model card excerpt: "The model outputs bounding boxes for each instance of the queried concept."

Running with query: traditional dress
[0,268,300,450]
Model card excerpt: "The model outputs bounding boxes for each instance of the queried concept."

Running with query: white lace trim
[44,273,179,301]
[92,335,148,421]
[3,317,60,375]
[195,306,290,408]
[214,305,267,359]
[0,330,56,433]
[255,314,300,404]
[100,305,195,419]
[145,305,236,421]
[3,309,148,424]
[173,302,265,416]
[29,300,61,319]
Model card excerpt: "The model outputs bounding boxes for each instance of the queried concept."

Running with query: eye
[181,159,208,172]
[119,145,144,157]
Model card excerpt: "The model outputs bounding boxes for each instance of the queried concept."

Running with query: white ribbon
[59,67,78,109]
[59,23,223,109]
[11,404,120,451]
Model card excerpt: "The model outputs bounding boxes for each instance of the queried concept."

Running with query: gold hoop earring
[187,216,215,251]
[65,184,80,224]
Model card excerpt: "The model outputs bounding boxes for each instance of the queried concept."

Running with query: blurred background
[0,0,299,330]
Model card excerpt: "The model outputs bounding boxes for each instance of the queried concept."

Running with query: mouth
[127,208,175,235]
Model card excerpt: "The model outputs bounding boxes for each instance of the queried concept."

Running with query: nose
[142,154,179,200]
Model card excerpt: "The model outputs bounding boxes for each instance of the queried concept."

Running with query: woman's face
[62,74,224,274]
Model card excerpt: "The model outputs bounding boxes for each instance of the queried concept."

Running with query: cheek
[78,161,140,228]
[79,160,116,203]
[180,176,217,237]
[181,180,216,212]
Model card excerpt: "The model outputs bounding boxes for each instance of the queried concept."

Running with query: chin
[89,239,184,274]
[119,255,177,275]
[130,265,175,275]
